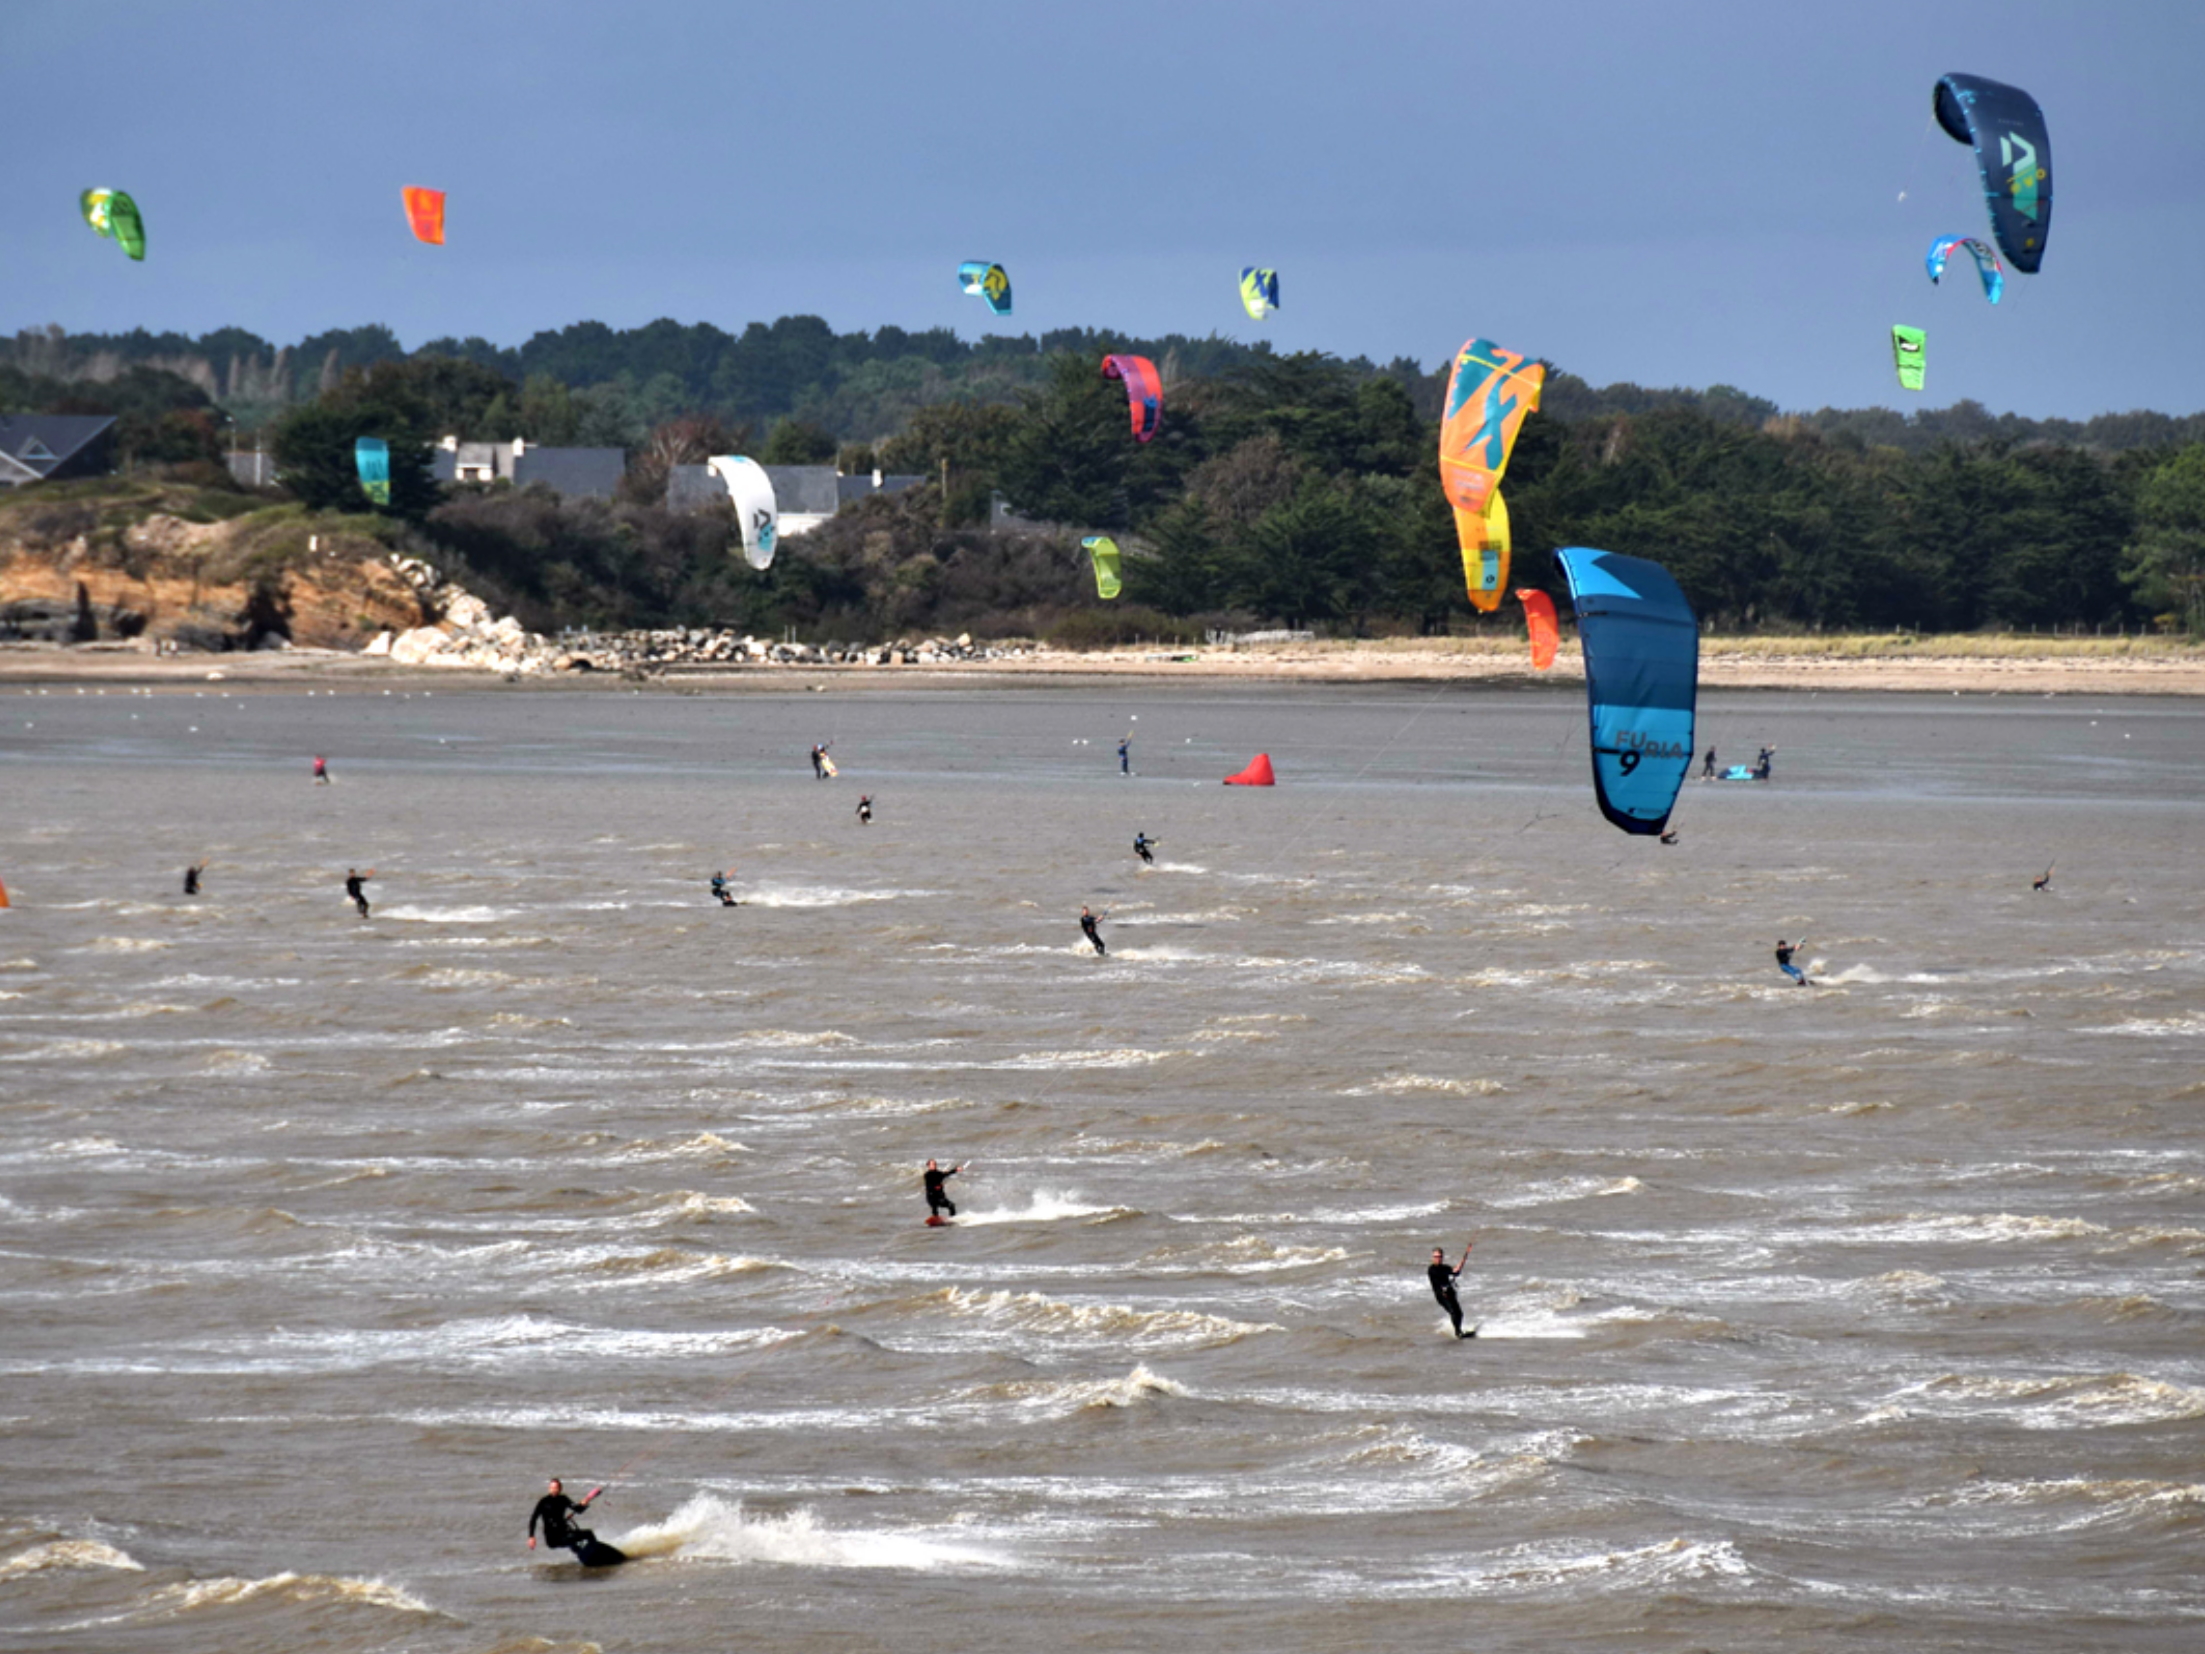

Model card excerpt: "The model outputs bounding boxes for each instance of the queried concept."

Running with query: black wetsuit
[1134,836,1154,865]
[857,798,872,824]
[924,1165,960,1218]
[529,1493,596,1553]
[1080,915,1105,955]
[183,866,201,896]
[1428,1261,1467,1338]
[1701,749,1716,778]
[1754,748,1773,781]
[345,874,370,918]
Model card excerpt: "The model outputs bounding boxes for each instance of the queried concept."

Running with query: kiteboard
[925,1215,952,1227]
[571,1536,628,1568]
[1721,766,1758,782]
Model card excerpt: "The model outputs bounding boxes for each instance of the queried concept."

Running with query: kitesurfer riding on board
[1133,833,1155,865]
[924,1158,963,1219]
[1775,939,1809,987]
[710,871,736,907]
[1080,906,1106,955]
[528,1479,602,1557]
[345,868,373,918]
[1428,1243,1474,1338]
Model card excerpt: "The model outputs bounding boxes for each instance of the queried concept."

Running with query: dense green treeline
[9,319,2204,639]
[14,315,2205,456]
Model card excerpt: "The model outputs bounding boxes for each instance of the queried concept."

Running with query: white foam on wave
[80,936,171,953]
[740,885,938,908]
[935,1286,1278,1347]
[1885,1371,2205,1429]
[2078,1012,2205,1038]
[0,1538,144,1579]
[1485,1175,1644,1208]
[1341,1074,1506,1098]
[146,1571,438,1618]
[955,1190,1127,1226]
[981,1362,1193,1417]
[2,1039,126,1062]
[375,905,519,924]
[1214,1199,1447,1226]
[615,1492,1008,1571]
[1414,1535,1748,1599]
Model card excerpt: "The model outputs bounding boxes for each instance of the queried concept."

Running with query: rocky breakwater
[368,588,1044,676]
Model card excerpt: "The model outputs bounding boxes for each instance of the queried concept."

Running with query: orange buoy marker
[1223,753,1276,786]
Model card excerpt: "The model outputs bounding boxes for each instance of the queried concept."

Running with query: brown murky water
[2,680,2200,1652]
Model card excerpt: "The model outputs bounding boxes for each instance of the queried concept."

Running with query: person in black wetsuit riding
[527,1478,600,1557]
[1133,833,1155,865]
[924,1158,964,1219]
[1428,1243,1474,1338]
[1079,906,1106,955]
[183,861,206,896]
[344,868,372,918]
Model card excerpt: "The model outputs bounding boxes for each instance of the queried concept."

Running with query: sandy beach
[3,635,2200,694]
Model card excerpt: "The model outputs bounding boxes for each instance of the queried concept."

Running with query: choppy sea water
[1,679,2200,1654]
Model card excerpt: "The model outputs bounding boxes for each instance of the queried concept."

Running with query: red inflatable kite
[1223,753,1276,786]
[402,186,446,245]
[1101,353,1163,443]
[1515,588,1559,671]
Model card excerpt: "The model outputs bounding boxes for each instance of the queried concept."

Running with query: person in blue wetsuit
[710,871,736,907]
[1133,832,1155,865]
[1775,938,1809,987]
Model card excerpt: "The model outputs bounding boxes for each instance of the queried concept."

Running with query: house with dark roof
[433,436,626,500]
[667,463,924,534]
[0,415,117,489]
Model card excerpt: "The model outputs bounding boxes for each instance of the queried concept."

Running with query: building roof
[837,472,927,505]
[666,463,724,513]
[514,447,625,500]
[0,415,116,481]
[762,465,840,517]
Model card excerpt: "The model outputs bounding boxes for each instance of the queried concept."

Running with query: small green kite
[1891,325,1926,392]
[1081,536,1122,600]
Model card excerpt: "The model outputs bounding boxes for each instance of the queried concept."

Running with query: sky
[6,0,2203,419]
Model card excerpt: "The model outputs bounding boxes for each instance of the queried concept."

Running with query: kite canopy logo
[707,456,779,570]
[1101,355,1163,443]
[354,437,392,506]
[1238,267,1280,320]
[1440,338,1542,612]
[1081,536,1123,600]
[1556,548,1698,836]
[958,261,1012,316]
[1933,72,2051,272]
[1925,235,2003,304]
[1891,324,1927,392]
[79,188,145,261]
[402,187,446,245]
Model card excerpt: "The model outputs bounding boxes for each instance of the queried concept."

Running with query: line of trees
[8,324,2203,639]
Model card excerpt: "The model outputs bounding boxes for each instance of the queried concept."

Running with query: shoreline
[2,638,2200,696]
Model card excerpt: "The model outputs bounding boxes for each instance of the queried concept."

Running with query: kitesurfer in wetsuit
[1428,1243,1473,1338]
[527,1478,600,1558]
[1701,747,1717,779]
[1753,746,1774,781]
[344,868,372,919]
[710,871,736,907]
[183,861,205,896]
[857,795,873,825]
[2032,863,2054,892]
[1117,736,1131,776]
[1079,906,1106,956]
[924,1158,963,1219]
[313,755,330,785]
[809,743,829,780]
[1659,828,1679,846]
[1133,832,1155,865]
[1775,938,1808,987]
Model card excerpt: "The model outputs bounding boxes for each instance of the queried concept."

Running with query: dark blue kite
[1934,73,2052,275]
[1556,548,1698,836]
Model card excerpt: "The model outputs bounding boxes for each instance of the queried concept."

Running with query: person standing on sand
[313,756,330,784]
[1701,747,1717,779]
[1117,735,1131,776]
[857,794,873,825]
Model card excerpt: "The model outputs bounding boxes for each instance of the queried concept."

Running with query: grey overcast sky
[5,0,2200,417]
